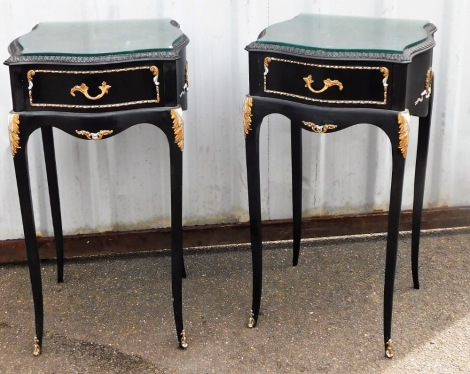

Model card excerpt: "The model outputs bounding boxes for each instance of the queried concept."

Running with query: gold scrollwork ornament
[150,66,160,102]
[303,75,343,94]
[414,67,433,105]
[70,81,111,101]
[264,57,272,75]
[8,112,21,157]
[75,130,114,140]
[171,108,184,151]
[398,110,411,158]
[381,67,390,102]
[302,121,337,133]
[27,69,36,89]
[243,96,253,137]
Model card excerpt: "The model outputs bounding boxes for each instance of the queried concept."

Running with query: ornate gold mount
[414,67,433,105]
[381,67,390,103]
[243,96,253,137]
[170,108,184,151]
[302,121,337,133]
[75,130,114,140]
[70,82,111,100]
[264,57,272,75]
[385,339,394,359]
[247,310,257,328]
[150,66,160,102]
[303,75,343,94]
[8,112,21,157]
[27,69,35,86]
[33,337,41,356]
[179,330,188,349]
[398,110,411,158]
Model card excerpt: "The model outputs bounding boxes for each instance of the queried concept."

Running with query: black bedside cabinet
[5,18,190,355]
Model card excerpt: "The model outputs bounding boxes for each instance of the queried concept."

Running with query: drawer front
[27,65,162,110]
[263,57,390,106]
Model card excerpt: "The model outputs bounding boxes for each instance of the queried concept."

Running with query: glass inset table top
[12,19,185,56]
[256,14,431,54]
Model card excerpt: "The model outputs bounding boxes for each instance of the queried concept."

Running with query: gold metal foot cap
[33,337,41,356]
[179,330,188,349]
[385,339,394,359]
[247,311,257,328]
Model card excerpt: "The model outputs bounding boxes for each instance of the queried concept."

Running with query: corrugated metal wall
[1,0,469,240]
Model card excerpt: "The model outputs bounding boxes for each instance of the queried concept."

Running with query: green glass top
[256,14,431,54]
[12,19,185,56]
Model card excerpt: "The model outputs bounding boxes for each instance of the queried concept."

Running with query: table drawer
[26,65,162,110]
[263,57,390,106]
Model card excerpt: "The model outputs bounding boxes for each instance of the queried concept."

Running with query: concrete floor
[0,228,469,373]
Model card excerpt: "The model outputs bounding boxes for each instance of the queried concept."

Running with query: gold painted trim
[303,75,343,94]
[70,81,111,100]
[425,67,433,95]
[414,67,433,105]
[27,66,160,109]
[302,121,337,133]
[264,57,272,75]
[75,130,114,140]
[381,67,390,103]
[150,66,160,103]
[264,57,389,105]
[26,100,160,110]
[170,108,184,151]
[27,69,36,81]
[243,96,253,137]
[8,112,20,157]
[398,110,411,158]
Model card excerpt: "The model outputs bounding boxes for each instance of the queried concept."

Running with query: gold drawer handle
[70,81,111,100]
[75,130,113,140]
[302,121,337,133]
[303,75,343,94]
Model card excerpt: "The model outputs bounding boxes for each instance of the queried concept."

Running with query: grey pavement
[1,228,469,373]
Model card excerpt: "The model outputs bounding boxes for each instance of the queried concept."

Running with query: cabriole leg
[168,109,187,348]
[13,136,44,356]
[291,122,303,266]
[41,126,64,283]
[383,145,406,359]
[244,98,263,328]
[412,93,433,289]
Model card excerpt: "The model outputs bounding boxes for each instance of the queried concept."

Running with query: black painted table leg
[383,149,406,359]
[291,122,303,266]
[412,93,434,290]
[245,110,263,329]
[168,117,186,349]
[41,126,64,283]
[13,142,44,356]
